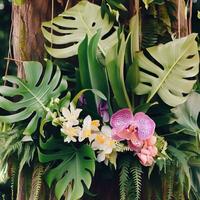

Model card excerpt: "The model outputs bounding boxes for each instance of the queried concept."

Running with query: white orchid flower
[78,115,100,142]
[61,122,81,143]
[91,126,116,164]
[61,103,82,126]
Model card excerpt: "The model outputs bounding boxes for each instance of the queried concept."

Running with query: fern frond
[119,158,130,200]
[141,17,159,49]
[2,141,22,163]
[173,181,185,200]
[130,160,142,200]
[10,161,18,200]
[166,170,174,200]
[116,142,132,152]
[29,163,45,200]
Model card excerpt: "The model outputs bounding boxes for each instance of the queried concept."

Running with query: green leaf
[171,92,200,132]
[106,33,131,108]
[106,0,127,11]
[135,34,199,107]
[72,88,107,106]
[0,61,68,135]
[78,32,110,108]
[38,137,95,200]
[129,13,140,55]
[42,1,118,58]
[126,61,140,92]
[168,145,191,196]
[14,0,26,5]
[130,160,142,200]
[142,0,154,9]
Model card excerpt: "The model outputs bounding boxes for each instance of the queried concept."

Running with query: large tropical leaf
[105,33,132,109]
[135,34,199,107]
[0,61,67,135]
[42,1,118,58]
[38,137,95,200]
[171,92,200,136]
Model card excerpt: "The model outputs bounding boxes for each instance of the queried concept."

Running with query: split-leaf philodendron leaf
[42,1,118,58]
[0,61,68,135]
[38,137,95,200]
[171,92,200,135]
[135,34,199,107]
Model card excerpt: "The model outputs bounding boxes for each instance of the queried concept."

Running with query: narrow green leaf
[106,33,132,108]
[72,89,107,106]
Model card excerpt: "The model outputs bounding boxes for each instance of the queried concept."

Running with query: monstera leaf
[135,34,199,107]
[171,92,200,135]
[42,1,118,58]
[0,61,67,135]
[38,137,95,200]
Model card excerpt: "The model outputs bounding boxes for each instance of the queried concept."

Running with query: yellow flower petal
[83,129,91,137]
[91,120,100,128]
[96,135,105,144]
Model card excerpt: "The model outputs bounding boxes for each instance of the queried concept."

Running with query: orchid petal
[134,112,155,140]
[110,108,134,131]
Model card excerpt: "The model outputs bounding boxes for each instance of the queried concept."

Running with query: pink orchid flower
[110,108,155,143]
[110,108,158,166]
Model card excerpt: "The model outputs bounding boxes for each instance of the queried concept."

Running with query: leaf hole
[143,49,164,70]
[183,76,196,81]
[101,27,116,40]
[53,22,77,31]
[185,66,194,71]
[182,93,188,97]
[35,67,45,87]
[141,81,152,87]
[187,54,195,59]
[139,67,159,78]
[62,16,75,20]
[84,156,92,160]
[92,22,96,27]
[48,42,79,50]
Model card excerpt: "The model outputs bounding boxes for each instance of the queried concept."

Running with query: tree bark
[12,0,67,78]
[171,0,188,38]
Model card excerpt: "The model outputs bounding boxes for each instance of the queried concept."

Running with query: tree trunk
[171,0,189,38]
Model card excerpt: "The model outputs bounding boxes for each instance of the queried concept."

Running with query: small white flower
[78,115,100,142]
[61,103,82,126]
[61,122,81,143]
[91,126,116,163]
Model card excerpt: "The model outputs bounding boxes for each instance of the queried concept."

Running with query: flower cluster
[53,103,117,165]
[110,109,158,166]
[50,99,158,167]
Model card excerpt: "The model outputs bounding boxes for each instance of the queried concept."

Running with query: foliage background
[0,0,200,199]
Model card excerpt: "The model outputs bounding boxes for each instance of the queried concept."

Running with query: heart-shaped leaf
[0,61,68,135]
[38,137,95,200]
[135,34,199,107]
[42,1,118,58]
